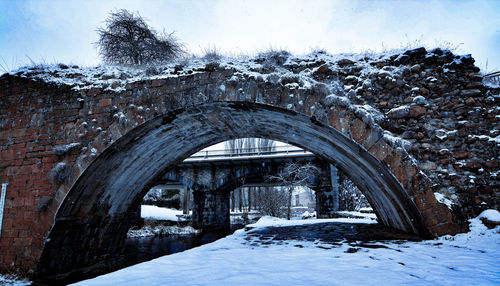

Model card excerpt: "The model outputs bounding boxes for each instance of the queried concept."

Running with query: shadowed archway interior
[38,101,428,282]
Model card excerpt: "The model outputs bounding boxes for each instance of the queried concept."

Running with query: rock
[464,161,482,172]
[87,87,102,96]
[483,159,498,169]
[429,48,444,56]
[337,59,355,67]
[420,161,437,170]
[409,105,427,117]
[394,54,410,65]
[204,62,220,72]
[152,79,166,87]
[313,64,333,77]
[404,47,427,57]
[465,97,475,105]
[411,64,421,72]
[401,131,416,139]
[412,95,429,106]
[419,87,429,95]
[344,75,358,84]
[459,54,475,65]
[453,152,468,159]
[53,143,81,156]
[481,217,500,229]
[387,105,410,118]
[461,89,481,97]
[119,73,130,80]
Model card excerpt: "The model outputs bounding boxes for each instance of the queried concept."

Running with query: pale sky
[1,0,499,72]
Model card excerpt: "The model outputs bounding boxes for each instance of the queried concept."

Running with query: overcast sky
[1,0,499,72]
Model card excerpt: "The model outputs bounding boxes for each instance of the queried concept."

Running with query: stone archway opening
[37,101,429,284]
[148,137,375,233]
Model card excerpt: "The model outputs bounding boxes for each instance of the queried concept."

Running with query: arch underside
[38,101,428,281]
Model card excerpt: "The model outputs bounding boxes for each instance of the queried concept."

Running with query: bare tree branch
[96,9,185,65]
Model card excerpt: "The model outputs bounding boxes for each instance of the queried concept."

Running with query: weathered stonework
[0,48,497,281]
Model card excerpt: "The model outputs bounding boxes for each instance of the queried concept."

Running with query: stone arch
[38,101,429,281]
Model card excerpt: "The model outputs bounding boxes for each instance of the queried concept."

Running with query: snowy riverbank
[72,210,500,286]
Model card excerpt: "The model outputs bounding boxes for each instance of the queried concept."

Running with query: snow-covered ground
[141,205,183,221]
[71,210,500,286]
[0,275,31,286]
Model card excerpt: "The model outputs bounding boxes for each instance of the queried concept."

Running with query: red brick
[87,87,102,96]
[12,128,27,137]
[1,150,16,161]
[99,98,112,107]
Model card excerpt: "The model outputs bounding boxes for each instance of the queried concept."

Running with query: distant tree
[259,187,289,218]
[269,162,320,219]
[338,176,369,211]
[96,9,184,65]
[225,138,276,213]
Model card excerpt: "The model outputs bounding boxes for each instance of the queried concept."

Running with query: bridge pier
[192,190,230,232]
[315,164,339,218]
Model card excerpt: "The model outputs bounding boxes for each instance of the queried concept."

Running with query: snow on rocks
[387,105,410,118]
[52,142,81,156]
[477,209,500,228]
[434,192,454,210]
[127,225,199,238]
[478,209,500,222]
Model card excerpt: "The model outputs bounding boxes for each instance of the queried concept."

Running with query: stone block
[350,118,370,144]
[368,140,392,161]
[99,98,112,107]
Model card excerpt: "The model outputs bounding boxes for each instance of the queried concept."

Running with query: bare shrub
[96,9,184,65]
[201,45,222,62]
[257,49,291,70]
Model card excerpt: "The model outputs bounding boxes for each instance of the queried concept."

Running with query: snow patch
[478,209,500,222]
[247,215,376,229]
[141,205,183,221]
[469,134,500,144]
[434,193,454,209]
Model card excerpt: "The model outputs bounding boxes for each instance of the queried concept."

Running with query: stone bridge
[159,149,338,231]
[0,47,498,282]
